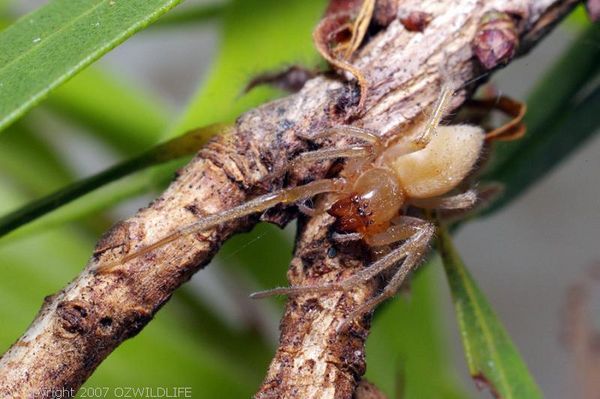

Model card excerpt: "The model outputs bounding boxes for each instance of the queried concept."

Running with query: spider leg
[299,193,349,217]
[297,200,317,216]
[288,145,374,171]
[331,232,364,243]
[337,221,435,332]
[249,217,433,299]
[99,124,384,274]
[364,223,418,247]
[297,125,382,153]
[413,84,455,148]
[311,125,381,145]
[97,178,346,273]
[408,189,478,210]
[388,84,455,157]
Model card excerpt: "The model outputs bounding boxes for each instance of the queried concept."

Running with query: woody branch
[0,0,581,398]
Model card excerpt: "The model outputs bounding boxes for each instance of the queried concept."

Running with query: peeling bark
[0,0,580,398]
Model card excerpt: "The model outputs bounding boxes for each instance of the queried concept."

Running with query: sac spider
[99,84,524,331]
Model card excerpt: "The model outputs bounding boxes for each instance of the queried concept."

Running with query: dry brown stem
[0,0,579,398]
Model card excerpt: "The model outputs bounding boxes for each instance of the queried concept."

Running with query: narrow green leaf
[437,226,542,399]
[0,173,155,246]
[0,0,183,132]
[0,120,119,239]
[0,124,227,238]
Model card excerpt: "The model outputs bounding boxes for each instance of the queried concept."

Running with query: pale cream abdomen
[391,125,484,199]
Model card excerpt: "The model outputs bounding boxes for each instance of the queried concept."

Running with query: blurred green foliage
[0,1,597,398]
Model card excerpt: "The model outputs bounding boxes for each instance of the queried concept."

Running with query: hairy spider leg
[414,84,455,147]
[296,125,382,153]
[97,178,346,273]
[336,221,435,332]
[98,128,385,274]
[291,146,376,216]
[330,216,425,247]
[289,146,374,171]
[249,217,431,299]
[408,189,478,210]
[297,202,318,217]
[364,222,419,247]
[331,232,365,243]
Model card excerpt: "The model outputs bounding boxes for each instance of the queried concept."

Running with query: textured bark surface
[0,0,579,398]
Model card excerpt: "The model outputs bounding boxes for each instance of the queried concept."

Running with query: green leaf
[0,174,148,244]
[0,0,183,132]
[1,0,329,240]
[0,124,226,238]
[437,226,542,399]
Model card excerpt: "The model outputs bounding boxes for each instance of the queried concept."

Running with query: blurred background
[0,1,598,398]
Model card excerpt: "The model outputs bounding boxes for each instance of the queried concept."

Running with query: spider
[98,83,524,331]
